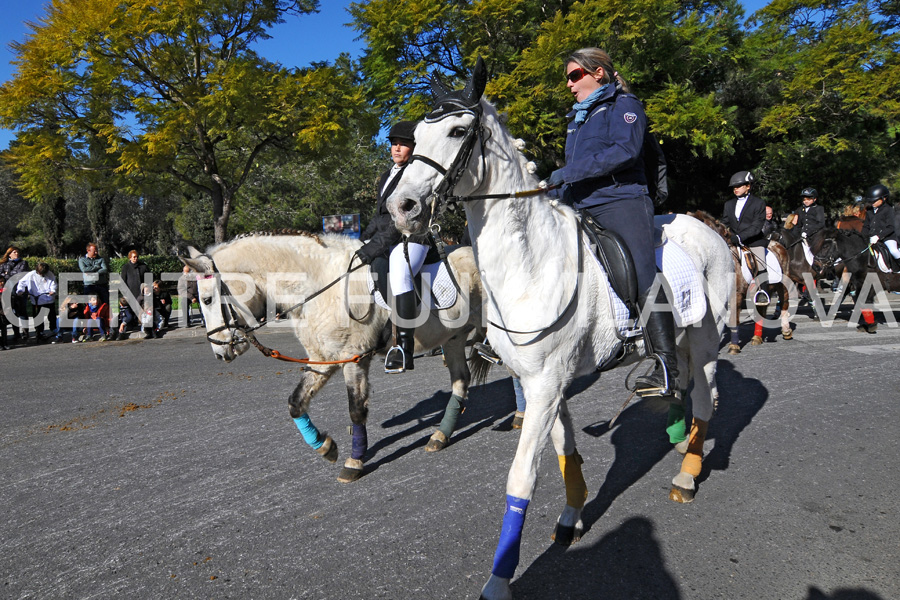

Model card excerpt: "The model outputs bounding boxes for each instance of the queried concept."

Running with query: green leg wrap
[666,403,687,444]
[438,394,466,438]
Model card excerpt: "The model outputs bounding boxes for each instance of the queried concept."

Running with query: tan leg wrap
[680,418,708,477]
[558,450,588,509]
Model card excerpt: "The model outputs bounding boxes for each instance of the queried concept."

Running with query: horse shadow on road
[511,516,679,599]
[576,361,769,531]
[506,361,770,597]
[363,377,517,473]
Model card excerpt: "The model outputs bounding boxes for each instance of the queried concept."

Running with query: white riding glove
[801,232,807,239]
[870,235,879,244]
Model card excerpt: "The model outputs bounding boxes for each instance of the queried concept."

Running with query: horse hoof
[425,430,449,452]
[551,523,583,547]
[750,335,763,346]
[337,458,364,483]
[857,323,877,334]
[669,484,695,504]
[315,436,338,463]
[674,439,689,455]
[511,411,525,429]
[727,343,741,355]
[782,329,793,340]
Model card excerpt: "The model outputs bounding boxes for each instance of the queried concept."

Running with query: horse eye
[449,126,467,138]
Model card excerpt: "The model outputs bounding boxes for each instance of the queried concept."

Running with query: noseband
[408,103,487,224]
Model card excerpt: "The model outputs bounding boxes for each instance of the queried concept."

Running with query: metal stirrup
[384,344,407,374]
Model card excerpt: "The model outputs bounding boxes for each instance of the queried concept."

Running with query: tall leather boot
[635,295,680,401]
[384,291,417,372]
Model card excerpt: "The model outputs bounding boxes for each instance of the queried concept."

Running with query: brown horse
[772,226,827,298]
[689,210,792,354]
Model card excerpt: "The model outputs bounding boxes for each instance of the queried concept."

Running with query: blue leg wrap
[730,328,740,345]
[351,423,367,460]
[293,414,323,450]
[512,378,527,413]
[491,495,529,579]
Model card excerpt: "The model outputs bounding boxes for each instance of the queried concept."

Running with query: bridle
[199,261,265,352]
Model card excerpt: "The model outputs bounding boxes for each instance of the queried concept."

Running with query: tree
[0,0,373,243]
[742,0,900,209]
[353,0,747,210]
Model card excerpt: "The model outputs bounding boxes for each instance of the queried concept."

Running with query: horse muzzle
[392,197,429,235]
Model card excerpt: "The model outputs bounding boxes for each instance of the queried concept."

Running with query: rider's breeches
[579,196,657,293]
[885,239,900,259]
[389,242,429,295]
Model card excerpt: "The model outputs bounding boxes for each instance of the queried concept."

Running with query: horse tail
[468,346,494,387]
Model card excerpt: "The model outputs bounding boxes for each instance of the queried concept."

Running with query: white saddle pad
[368,261,458,310]
[588,234,707,336]
[739,248,783,286]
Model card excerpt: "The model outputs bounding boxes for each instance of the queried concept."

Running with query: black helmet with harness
[864,184,890,204]
[728,170,754,187]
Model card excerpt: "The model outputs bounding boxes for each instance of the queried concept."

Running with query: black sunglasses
[566,68,589,83]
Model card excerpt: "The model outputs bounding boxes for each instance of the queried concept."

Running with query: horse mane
[233,229,327,246]
[687,210,731,244]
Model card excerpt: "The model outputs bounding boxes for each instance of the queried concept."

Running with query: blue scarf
[572,84,610,124]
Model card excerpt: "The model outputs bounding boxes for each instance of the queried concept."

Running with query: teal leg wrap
[438,394,466,438]
[666,403,687,444]
[293,414,324,450]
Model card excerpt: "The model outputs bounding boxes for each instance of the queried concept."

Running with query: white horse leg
[337,359,372,483]
[288,365,341,464]
[481,384,562,600]
[670,317,718,503]
[549,398,586,546]
[426,335,470,452]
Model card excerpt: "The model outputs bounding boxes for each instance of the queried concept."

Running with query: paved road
[1,303,898,599]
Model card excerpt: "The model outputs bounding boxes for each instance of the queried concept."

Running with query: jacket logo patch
[624,112,637,124]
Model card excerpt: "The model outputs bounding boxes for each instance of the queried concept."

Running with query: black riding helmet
[864,184,890,203]
[729,170,754,187]
[801,187,817,198]
[388,120,417,145]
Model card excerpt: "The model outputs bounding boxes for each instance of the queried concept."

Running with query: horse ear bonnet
[425,56,487,122]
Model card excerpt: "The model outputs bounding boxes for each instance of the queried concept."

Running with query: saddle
[579,213,639,319]
[869,242,900,273]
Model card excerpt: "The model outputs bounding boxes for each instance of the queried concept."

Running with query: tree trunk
[37,194,66,257]
[87,189,114,255]
[211,185,232,243]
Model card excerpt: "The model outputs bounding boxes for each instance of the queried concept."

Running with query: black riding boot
[385,291,417,372]
[635,299,680,401]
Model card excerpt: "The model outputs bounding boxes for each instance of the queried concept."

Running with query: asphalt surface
[1,301,898,599]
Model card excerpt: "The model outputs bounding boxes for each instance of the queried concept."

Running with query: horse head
[180,246,256,362]
[387,57,492,236]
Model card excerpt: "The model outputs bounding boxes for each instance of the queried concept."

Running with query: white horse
[180,232,488,483]
[386,59,734,599]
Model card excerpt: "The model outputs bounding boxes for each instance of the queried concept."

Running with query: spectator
[761,205,779,237]
[75,294,109,342]
[120,250,150,305]
[153,280,172,329]
[78,242,109,304]
[0,276,9,350]
[0,246,29,341]
[112,296,138,340]
[59,296,83,343]
[177,265,203,327]
[836,203,865,232]
[16,262,58,343]
[140,283,160,339]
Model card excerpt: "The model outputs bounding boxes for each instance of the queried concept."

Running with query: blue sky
[0,0,769,150]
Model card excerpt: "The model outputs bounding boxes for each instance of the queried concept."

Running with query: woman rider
[544,47,678,399]
[355,120,437,372]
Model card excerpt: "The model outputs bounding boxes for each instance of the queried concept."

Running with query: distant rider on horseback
[860,184,900,260]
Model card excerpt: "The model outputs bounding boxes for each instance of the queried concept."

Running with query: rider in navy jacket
[545,47,677,401]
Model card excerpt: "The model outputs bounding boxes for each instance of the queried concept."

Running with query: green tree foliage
[0,0,374,243]
[353,0,747,210]
[743,0,900,211]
